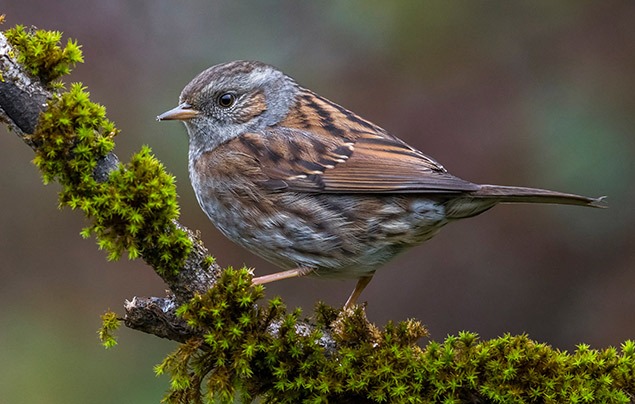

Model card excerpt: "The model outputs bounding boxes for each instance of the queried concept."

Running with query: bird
[157,60,605,310]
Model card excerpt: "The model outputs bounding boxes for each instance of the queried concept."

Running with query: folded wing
[233,129,480,194]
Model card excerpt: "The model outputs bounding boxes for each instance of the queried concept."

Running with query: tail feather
[473,184,607,208]
[444,184,606,220]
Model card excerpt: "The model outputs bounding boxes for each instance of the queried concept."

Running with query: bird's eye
[217,93,236,108]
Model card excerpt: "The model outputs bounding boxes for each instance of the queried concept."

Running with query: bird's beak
[157,103,200,121]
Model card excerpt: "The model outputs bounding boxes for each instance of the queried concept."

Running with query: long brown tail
[445,184,606,220]
[473,184,607,208]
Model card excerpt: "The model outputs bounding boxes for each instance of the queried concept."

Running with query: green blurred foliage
[1,1,634,402]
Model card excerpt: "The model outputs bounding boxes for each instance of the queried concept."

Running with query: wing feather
[232,129,479,194]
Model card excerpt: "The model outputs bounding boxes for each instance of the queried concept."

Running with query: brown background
[1,2,634,402]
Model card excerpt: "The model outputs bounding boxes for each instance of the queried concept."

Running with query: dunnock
[158,60,605,310]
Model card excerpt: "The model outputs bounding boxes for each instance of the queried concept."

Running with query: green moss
[155,271,635,403]
[99,311,122,348]
[78,146,191,273]
[32,83,116,186]
[5,24,83,84]
[28,66,190,273]
[157,267,272,403]
[203,255,216,267]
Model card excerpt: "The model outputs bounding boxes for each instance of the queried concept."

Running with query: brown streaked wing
[234,130,480,194]
[317,133,480,193]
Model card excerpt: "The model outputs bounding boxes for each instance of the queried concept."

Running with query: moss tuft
[32,83,116,186]
[99,310,121,348]
[5,24,83,85]
[81,146,191,273]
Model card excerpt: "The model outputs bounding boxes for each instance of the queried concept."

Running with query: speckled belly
[196,187,449,279]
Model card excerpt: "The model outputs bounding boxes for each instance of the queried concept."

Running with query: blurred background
[1,1,634,402]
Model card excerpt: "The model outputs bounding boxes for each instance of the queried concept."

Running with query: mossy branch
[0,25,218,336]
[2,24,635,403]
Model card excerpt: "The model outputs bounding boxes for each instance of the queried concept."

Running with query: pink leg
[252,267,314,285]
[343,275,374,310]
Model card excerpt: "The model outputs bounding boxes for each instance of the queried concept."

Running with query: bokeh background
[1,1,634,402]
